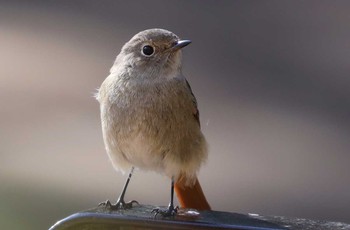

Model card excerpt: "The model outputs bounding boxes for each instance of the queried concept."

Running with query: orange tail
[174,177,211,210]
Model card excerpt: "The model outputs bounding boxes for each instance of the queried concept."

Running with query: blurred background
[1,1,350,229]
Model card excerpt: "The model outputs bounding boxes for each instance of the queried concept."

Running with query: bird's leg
[152,176,178,217]
[99,166,139,210]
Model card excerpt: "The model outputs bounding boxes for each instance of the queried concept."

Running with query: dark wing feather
[185,79,200,127]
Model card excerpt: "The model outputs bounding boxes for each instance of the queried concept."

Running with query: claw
[152,205,178,218]
[99,199,139,210]
[98,200,112,207]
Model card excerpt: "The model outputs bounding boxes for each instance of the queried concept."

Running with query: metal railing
[49,204,350,230]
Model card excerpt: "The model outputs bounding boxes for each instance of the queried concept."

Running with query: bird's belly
[120,132,165,171]
[107,104,193,174]
[105,104,173,172]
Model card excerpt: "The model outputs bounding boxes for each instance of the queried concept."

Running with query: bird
[96,28,210,216]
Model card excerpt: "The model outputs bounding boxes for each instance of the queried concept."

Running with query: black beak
[172,40,192,50]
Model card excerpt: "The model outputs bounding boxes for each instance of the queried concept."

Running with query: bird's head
[111,28,191,80]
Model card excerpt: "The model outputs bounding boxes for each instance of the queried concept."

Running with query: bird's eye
[142,45,155,56]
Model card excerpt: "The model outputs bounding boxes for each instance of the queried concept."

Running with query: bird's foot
[152,205,178,218]
[99,199,139,210]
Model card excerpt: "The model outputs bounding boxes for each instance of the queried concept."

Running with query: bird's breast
[99,76,206,177]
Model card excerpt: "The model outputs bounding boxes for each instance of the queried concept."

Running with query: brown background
[1,1,350,229]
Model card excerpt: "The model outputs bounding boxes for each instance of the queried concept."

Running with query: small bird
[96,28,210,216]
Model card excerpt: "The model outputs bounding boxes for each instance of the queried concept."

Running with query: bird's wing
[185,79,200,127]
